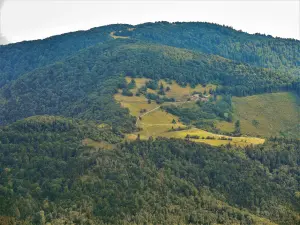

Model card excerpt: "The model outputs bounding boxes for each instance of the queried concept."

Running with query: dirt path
[136,99,190,126]
[136,105,161,126]
[140,106,161,117]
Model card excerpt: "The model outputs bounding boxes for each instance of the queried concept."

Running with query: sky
[1,0,299,43]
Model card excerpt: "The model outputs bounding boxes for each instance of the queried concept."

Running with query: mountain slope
[0,40,296,129]
[0,21,299,225]
[117,21,300,74]
[0,24,132,87]
[1,21,299,89]
[0,116,299,224]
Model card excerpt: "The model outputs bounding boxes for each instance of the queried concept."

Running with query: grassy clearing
[115,94,153,117]
[138,108,185,138]
[140,108,182,125]
[115,95,184,137]
[159,80,216,101]
[216,121,235,133]
[110,31,129,39]
[124,76,216,100]
[115,77,265,146]
[217,92,300,138]
[125,77,149,88]
[125,77,149,94]
[161,128,264,147]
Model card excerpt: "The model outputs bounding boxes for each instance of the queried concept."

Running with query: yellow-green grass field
[125,76,149,88]
[115,94,153,116]
[115,91,185,139]
[115,77,265,146]
[124,76,216,100]
[159,80,216,101]
[110,31,129,39]
[217,92,300,138]
[216,121,235,133]
[138,108,185,138]
[161,128,265,147]
[124,77,150,95]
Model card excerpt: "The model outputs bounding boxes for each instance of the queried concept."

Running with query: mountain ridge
[1,21,299,87]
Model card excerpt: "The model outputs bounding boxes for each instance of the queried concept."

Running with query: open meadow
[216,92,300,138]
[115,77,265,146]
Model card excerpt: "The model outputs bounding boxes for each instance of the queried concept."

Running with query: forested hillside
[117,22,300,75]
[0,24,132,87]
[1,21,299,87]
[0,40,298,130]
[0,116,300,224]
[0,21,299,225]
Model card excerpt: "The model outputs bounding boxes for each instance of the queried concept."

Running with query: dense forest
[0,116,300,224]
[0,24,133,87]
[116,22,300,75]
[0,22,299,224]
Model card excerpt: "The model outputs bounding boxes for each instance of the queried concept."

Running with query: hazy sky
[1,0,299,43]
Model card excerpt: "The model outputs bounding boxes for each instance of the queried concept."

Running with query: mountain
[0,22,299,224]
[1,21,299,87]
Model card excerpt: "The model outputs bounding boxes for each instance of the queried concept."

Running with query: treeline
[215,78,300,97]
